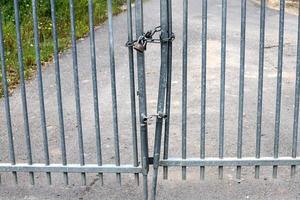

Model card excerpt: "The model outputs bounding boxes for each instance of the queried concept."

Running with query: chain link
[125,25,175,51]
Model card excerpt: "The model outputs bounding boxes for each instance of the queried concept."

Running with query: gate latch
[141,112,167,124]
[125,26,175,53]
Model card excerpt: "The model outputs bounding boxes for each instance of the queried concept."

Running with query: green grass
[0,0,126,96]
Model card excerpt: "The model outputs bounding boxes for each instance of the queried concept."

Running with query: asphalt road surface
[0,0,300,199]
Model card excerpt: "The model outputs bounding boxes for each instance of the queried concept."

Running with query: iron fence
[0,0,145,190]
[0,0,299,200]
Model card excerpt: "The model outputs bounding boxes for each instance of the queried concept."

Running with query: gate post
[162,0,173,181]
[135,0,149,199]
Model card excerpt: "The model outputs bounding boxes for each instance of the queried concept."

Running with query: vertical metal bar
[237,0,247,180]
[152,0,169,198]
[0,32,2,183]
[135,0,149,198]
[126,0,139,185]
[32,0,51,185]
[273,0,285,179]
[50,0,68,185]
[200,0,207,180]
[13,0,34,185]
[163,0,173,180]
[291,1,300,178]
[0,12,18,184]
[218,0,227,180]
[181,0,188,181]
[255,0,266,179]
[69,0,86,185]
[88,0,103,186]
[107,0,121,185]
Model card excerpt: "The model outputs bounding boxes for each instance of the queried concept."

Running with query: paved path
[0,0,300,199]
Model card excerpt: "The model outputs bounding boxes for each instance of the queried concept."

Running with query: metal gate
[0,0,300,200]
[148,0,300,199]
[0,0,148,196]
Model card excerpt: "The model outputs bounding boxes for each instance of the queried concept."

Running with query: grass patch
[0,0,126,96]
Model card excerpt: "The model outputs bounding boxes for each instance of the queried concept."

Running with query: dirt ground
[253,0,299,15]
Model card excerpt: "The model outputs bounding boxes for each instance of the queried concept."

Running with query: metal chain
[125,26,175,52]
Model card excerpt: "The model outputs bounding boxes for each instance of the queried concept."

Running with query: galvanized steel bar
[255,0,266,179]
[13,0,34,185]
[32,0,51,185]
[50,0,68,185]
[0,164,142,173]
[135,0,149,198]
[162,0,173,180]
[69,0,86,185]
[237,0,247,179]
[0,12,17,184]
[291,0,300,178]
[126,0,139,185]
[160,157,300,167]
[181,0,188,181]
[89,0,104,186]
[218,0,227,180]
[273,0,285,178]
[151,0,169,198]
[107,0,121,185]
[200,0,207,180]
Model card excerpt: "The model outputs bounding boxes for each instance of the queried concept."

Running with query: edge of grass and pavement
[0,0,127,96]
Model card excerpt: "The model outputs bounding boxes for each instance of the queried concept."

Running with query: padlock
[134,38,147,53]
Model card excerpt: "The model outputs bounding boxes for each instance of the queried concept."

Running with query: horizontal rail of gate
[0,0,147,195]
[0,164,142,173]
[159,157,300,167]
